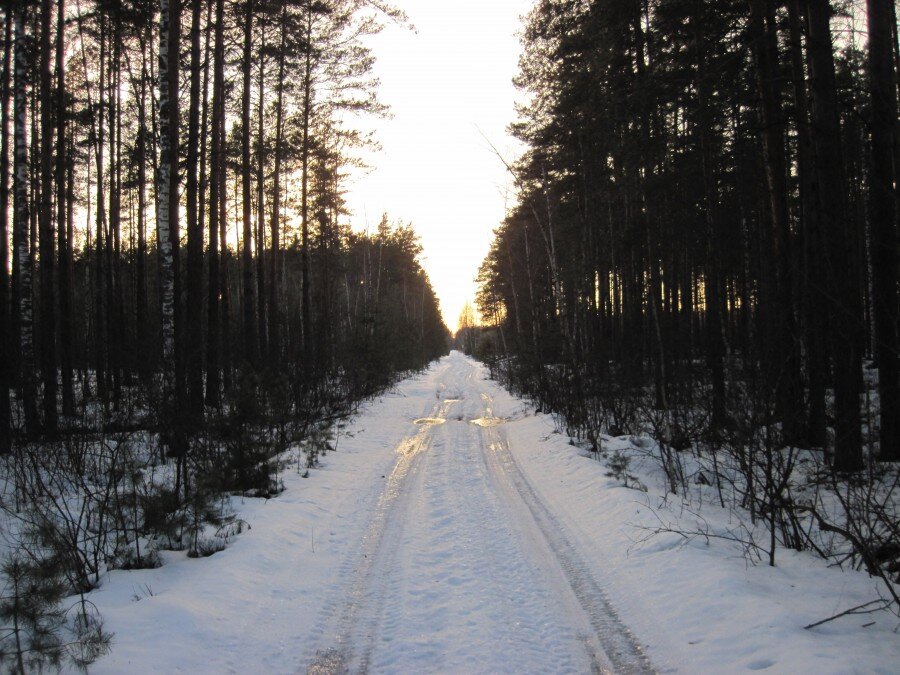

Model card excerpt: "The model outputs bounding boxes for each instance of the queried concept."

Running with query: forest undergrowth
[482,352,900,628]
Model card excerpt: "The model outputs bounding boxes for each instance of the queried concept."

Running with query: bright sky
[345,0,532,333]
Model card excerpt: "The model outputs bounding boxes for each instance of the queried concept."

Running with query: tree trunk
[300,8,313,355]
[158,0,178,368]
[865,0,900,461]
[805,0,864,471]
[13,6,38,435]
[108,22,123,402]
[206,0,225,406]
[787,0,826,448]
[55,0,73,417]
[256,27,267,364]
[695,16,727,427]
[185,0,204,415]
[0,10,12,451]
[197,0,212,387]
[268,0,286,369]
[136,20,150,382]
[38,0,56,433]
[748,0,803,445]
[241,0,257,367]
[94,13,107,401]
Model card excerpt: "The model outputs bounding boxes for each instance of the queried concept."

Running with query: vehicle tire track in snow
[305,400,450,674]
[361,403,594,674]
[307,354,653,674]
[481,417,655,674]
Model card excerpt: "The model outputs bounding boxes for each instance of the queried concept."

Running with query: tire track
[307,355,654,674]
[305,399,452,674]
[481,420,655,675]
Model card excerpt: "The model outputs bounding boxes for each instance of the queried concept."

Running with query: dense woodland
[0,0,449,449]
[476,0,900,593]
[0,1,448,667]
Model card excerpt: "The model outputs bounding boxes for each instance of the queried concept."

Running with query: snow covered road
[306,353,651,673]
[90,351,899,674]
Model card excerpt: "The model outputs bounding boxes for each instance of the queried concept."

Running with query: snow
[87,352,899,673]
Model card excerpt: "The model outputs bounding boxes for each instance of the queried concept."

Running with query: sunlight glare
[346,0,531,332]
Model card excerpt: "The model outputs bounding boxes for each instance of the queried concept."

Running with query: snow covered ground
[88,352,899,673]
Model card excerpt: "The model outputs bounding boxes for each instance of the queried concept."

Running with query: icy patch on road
[470,416,507,427]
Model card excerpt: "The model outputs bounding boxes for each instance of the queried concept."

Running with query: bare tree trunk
[136,21,150,382]
[94,13,107,402]
[185,0,204,415]
[300,8,312,356]
[55,0,73,417]
[14,6,38,435]
[219,118,230,391]
[865,0,900,461]
[805,0,863,471]
[197,0,212,386]
[38,0,56,433]
[695,17,726,427]
[157,0,178,368]
[748,0,803,445]
[268,0,286,369]
[206,0,224,406]
[241,0,257,367]
[158,0,186,488]
[108,22,122,402]
[788,0,826,448]
[256,27,267,363]
[0,10,12,451]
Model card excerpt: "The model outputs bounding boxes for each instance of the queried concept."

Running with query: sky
[345,0,533,333]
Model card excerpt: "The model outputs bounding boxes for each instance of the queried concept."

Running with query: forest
[475,0,900,610]
[0,0,448,668]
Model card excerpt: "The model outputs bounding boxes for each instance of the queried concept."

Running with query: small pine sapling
[0,554,66,673]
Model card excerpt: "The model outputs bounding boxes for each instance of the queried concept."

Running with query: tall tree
[185,0,205,414]
[14,3,38,435]
[38,0,57,432]
[0,10,12,451]
[255,21,267,363]
[206,0,225,406]
[787,0,826,449]
[747,0,802,443]
[865,0,900,461]
[56,0,73,417]
[157,0,179,369]
[240,0,257,366]
[299,2,313,355]
[267,0,288,369]
[805,0,864,471]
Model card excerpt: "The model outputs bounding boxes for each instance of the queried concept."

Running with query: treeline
[0,0,449,451]
[479,0,898,472]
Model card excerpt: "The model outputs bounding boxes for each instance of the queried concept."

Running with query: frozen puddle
[470,416,506,427]
[413,417,446,426]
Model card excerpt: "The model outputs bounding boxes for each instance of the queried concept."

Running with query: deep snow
[87,352,899,673]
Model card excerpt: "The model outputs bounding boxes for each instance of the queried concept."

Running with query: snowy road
[306,352,652,674]
[91,351,900,674]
